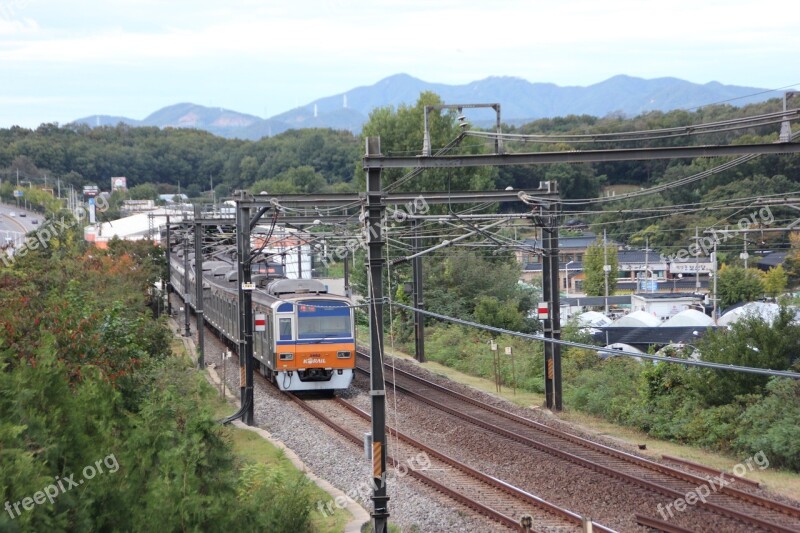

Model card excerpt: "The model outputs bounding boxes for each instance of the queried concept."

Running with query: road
[0,202,41,247]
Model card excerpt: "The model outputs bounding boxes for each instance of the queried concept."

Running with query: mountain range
[72,74,772,141]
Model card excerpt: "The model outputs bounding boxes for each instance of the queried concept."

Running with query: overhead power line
[466,108,800,144]
[389,301,800,379]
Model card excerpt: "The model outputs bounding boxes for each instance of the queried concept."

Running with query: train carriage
[256,279,355,391]
[170,256,355,393]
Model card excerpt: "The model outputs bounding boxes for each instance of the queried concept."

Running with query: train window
[297,300,351,340]
[279,318,293,341]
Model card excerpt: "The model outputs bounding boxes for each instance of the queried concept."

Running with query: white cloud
[1,0,798,127]
[0,15,38,35]
[2,0,798,75]
[0,95,74,105]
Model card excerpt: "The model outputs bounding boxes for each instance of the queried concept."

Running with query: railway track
[287,393,616,533]
[354,352,800,532]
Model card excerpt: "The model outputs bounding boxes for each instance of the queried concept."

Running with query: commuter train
[169,252,355,392]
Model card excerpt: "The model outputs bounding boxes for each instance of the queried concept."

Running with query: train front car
[269,280,355,392]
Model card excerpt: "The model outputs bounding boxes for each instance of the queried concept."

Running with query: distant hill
[71,74,772,140]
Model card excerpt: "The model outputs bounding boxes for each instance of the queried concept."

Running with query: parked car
[9,212,15,217]
[19,212,26,217]
[32,219,38,225]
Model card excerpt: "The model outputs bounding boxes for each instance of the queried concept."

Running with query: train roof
[266,278,327,296]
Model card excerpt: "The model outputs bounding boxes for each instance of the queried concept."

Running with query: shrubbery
[0,223,314,531]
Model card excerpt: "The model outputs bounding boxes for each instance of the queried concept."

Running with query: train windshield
[297,300,351,340]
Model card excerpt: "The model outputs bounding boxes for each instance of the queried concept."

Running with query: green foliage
[0,225,315,531]
[127,183,159,201]
[544,163,606,201]
[735,379,800,470]
[582,239,619,296]
[474,296,525,332]
[784,233,800,286]
[424,248,527,321]
[717,265,765,307]
[238,464,313,532]
[358,92,495,195]
[763,265,788,299]
[565,358,642,424]
[0,125,361,201]
[691,306,800,405]
[422,325,545,393]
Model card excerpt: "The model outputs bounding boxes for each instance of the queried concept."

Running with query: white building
[630,293,705,322]
[84,207,191,248]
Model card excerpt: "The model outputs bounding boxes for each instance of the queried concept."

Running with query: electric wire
[465,108,799,144]
[388,301,800,379]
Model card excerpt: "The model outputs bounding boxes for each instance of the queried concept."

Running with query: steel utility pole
[694,227,700,292]
[343,251,351,298]
[412,212,425,362]
[365,137,389,533]
[644,237,650,292]
[297,239,303,279]
[165,216,172,316]
[541,198,562,411]
[742,232,749,269]
[712,240,718,324]
[236,195,255,426]
[183,230,191,337]
[194,205,205,369]
[603,229,610,315]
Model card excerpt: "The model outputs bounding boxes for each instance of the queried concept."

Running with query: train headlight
[337,351,352,359]
[279,353,294,361]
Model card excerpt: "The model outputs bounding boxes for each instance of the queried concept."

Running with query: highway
[0,202,41,248]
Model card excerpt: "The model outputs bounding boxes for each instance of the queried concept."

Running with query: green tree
[783,232,800,286]
[358,91,494,194]
[239,155,259,183]
[544,163,606,201]
[717,265,765,307]
[0,225,316,531]
[735,378,800,470]
[474,296,525,332]
[763,264,788,299]
[128,182,159,201]
[582,239,618,296]
[276,166,326,193]
[692,306,800,405]
[424,249,523,319]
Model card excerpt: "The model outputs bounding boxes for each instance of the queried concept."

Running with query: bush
[734,379,800,470]
[239,464,313,533]
[564,358,643,424]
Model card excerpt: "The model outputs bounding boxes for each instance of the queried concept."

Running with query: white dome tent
[610,310,661,328]
[575,311,613,328]
[597,343,644,362]
[717,302,781,327]
[661,309,714,328]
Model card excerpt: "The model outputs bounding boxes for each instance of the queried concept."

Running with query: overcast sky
[2,0,798,128]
